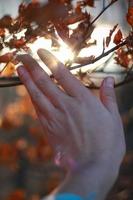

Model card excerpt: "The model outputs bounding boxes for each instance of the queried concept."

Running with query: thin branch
[67,0,118,67]
[0,82,22,88]
[90,0,118,27]
[85,75,133,89]
[1,73,133,89]
[87,52,114,75]
[0,77,22,88]
[70,40,127,71]
[0,40,128,88]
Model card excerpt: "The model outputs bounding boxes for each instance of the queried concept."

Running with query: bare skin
[17,49,126,200]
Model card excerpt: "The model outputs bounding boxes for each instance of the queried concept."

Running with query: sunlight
[26,36,74,74]
[0,24,116,75]
[27,25,114,73]
[28,37,74,64]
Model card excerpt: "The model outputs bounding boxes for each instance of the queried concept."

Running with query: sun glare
[27,25,113,72]
[0,24,115,75]
[28,37,74,64]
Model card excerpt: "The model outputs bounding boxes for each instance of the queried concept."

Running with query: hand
[17,49,125,174]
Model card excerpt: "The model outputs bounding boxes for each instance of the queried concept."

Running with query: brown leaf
[19,1,68,26]
[127,7,133,26]
[0,28,5,37]
[55,23,69,43]
[0,53,14,63]
[69,15,93,49]
[6,37,26,49]
[75,55,95,64]
[0,15,12,29]
[126,32,133,48]
[85,0,94,7]
[106,24,118,47]
[113,29,123,45]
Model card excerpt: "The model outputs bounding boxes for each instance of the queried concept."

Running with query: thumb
[100,77,118,114]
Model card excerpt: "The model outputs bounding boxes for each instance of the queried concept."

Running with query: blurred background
[0,0,132,200]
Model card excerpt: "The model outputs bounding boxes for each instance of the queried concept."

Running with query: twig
[67,0,119,67]
[70,40,127,71]
[85,75,133,89]
[87,52,114,75]
[0,40,128,88]
[0,81,22,88]
[1,72,133,89]
[90,0,118,27]
[0,77,22,88]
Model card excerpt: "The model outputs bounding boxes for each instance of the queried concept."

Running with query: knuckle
[55,67,65,81]
[36,76,45,85]
[34,72,50,86]
[77,89,90,102]
[31,90,41,100]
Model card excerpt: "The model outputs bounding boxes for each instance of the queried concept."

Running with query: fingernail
[37,48,44,55]
[104,77,115,88]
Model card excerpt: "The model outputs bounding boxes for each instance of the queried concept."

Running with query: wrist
[70,159,119,184]
[61,159,120,200]
[67,153,120,180]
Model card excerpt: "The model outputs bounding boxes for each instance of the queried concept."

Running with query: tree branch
[90,0,118,27]
[0,0,131,89]
[0,40,128,88]
[1,73,133,89]
[85,74,133,89]
[0,77,22,88]
[67,0,119,67]
[70,40,127,71]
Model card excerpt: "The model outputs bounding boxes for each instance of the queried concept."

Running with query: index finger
[37,49,91,98]
[17,54,67,108]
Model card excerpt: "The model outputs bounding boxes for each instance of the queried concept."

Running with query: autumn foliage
[0,0,132,82]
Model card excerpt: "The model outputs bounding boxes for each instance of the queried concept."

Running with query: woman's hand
[17,49,126,199]
[17,49,125,173]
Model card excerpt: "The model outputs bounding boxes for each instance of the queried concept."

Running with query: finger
[17,54,66,107]
[17,65,56,119]
[100,77,119,115]
[37,49,90,97]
